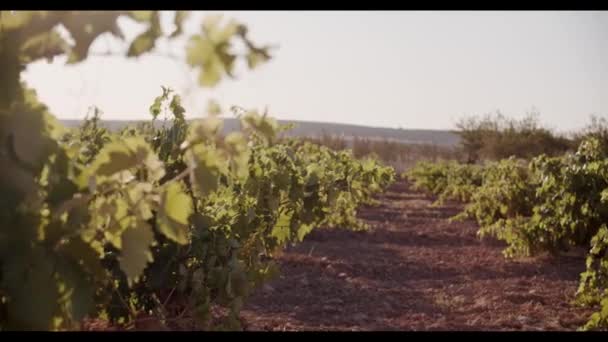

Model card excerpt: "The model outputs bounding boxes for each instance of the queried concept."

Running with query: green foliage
[0,11,272,110]
[0,89,395,330]
[157,181,192,245]
[405,160,483,205]
[572,115,608,152]
[579,225,608,330]
[405,160,452,195]
[407,137,608,330]
[455,158,537,257]
[185,14,272,87]
[0,11,395,331]
[526,138,608,256]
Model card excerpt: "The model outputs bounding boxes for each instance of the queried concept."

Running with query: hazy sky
[23,11,608,132]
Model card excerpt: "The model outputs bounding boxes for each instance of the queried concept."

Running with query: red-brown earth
[239,180,594,331]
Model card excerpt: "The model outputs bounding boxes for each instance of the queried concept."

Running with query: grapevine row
[405,138,608,330]
[0,89,395,330]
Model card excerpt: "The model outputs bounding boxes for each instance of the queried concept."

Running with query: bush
[405,160,483,205]
[455,111,574,162]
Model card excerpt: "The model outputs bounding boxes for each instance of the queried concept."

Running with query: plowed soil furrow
[240,180,594,331]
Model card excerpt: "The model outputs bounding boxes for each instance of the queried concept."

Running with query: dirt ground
[239,180,595,331]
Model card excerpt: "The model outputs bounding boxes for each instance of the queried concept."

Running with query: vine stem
[113,287,138,319]
[163,286,178,308]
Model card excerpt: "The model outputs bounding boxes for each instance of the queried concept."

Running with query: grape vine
[0,11,396,330]
[406,136,608,330]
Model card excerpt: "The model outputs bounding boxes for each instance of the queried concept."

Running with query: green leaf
[170,11,189,38]
[169,94,186,120]
[186,35,214,67]
[224,132,246,153]
[126,12,161,57]
[143,151,166,183]
[157,181,192,244]
[127,30,156,57]
[61,12,124,64]
[297,223,314,242]
[1,249,58,330]
[224,132,250,179]
[104,196,131,249]
[127,11,154,22]
[1,160,38,200]
[19,30,69,63]
[327,187,340,207]
[601,188,608,204]
[149,96,163,119]
[185,117,223,147]
[204,16,239,42]
[188,145,225,197]
[59,236,106,280]
[241,111,279,144]
[246,50,271,69]
[198,60,223,87]
[96,148,137,177]
[83,142,133,179]
[55,259,94,322]
[149,86,172,119]
[601,298,608,318]
[118,220,155,286]
[127,182,154,220]
[271,211,292,245]
[79,136,159,187]
[7,106,58,170]
[306,164,321,187]
[185,17,240,88]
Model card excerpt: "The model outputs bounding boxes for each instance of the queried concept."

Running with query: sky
[22,11,608,132]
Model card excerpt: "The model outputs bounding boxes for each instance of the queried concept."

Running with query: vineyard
[1,11,607,331]
[405,136,608,330]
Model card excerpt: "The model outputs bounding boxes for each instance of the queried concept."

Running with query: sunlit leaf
[118,220,155,286]
[271,211,292,245]
[19,30,69,63]
[188,145,225,197]
[127,11,154,22]
[157,181,192,244]
[127,31,155,57]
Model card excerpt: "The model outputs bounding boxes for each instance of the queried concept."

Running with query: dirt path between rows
[240,180,594,331]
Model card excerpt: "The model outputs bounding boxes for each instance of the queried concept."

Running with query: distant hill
[60,118,461,147]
